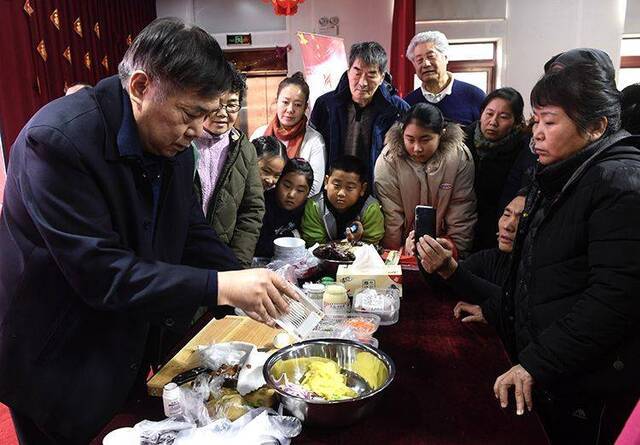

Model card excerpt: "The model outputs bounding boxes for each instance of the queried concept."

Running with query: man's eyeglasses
[211,103,241,114]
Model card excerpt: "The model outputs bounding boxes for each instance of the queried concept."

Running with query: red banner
[296,32,347,109]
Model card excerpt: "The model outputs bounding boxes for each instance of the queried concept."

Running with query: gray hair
[118,17,232,98]
[349,41,388,73]
[406,31,449,61]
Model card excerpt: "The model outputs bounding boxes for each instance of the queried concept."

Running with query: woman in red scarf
[251,72,326,196]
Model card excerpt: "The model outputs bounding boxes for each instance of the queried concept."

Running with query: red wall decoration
[0,0,156,158]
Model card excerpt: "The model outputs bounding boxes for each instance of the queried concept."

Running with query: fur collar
[383,120,466,165]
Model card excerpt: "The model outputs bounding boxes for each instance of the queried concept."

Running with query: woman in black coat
[464,87,536,251]
[490,60,640,443]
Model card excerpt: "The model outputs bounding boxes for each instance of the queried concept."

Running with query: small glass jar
[323,284,350,316]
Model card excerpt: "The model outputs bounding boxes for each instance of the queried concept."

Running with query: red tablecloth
[94,270,549,445]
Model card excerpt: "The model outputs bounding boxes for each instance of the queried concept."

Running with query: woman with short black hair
[486,59,640,443]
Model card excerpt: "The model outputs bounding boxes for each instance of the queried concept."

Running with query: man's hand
[493,364,534,416]
[416,235,457,277]
[346,221,364,243]
[403,230,416,257]
[217,269,298,326]
[453,301,487,323]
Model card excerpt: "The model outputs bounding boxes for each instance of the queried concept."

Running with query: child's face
[259,156,286,190]
[276,172,310,210]
[324,170,366,212]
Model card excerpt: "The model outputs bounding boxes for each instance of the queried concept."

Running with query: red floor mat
[0,403,18,445]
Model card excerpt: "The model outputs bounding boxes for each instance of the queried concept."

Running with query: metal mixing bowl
[263,339,395,427]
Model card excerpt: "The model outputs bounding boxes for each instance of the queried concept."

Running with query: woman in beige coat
[374,103,477,256]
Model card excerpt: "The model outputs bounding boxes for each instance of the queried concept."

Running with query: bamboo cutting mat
[147,316,282,396]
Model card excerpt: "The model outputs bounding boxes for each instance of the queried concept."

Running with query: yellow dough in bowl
[300,360,357,401]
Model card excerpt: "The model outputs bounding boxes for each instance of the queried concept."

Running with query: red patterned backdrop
[0,0,156,160]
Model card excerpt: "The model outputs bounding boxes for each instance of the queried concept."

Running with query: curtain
[0,0,156,159]
[389,0,416,98]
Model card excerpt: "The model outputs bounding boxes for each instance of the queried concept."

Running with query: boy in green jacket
[302,155,384,245]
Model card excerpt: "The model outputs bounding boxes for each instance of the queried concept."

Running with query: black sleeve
[20,125,217,315]
[181,185,242,272]
[447,261,502,305]
[447,250,504,327]
[519,164,640,386]
[499,136,537,210]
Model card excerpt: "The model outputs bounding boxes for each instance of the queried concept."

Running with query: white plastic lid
[303,283,325,292]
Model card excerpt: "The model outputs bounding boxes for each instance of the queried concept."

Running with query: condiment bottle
[303,282,325,310]
[323,284,349,316]
[162,382,184,418]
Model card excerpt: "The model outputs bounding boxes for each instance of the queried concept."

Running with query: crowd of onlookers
[2,18,639,444]
[181,30,640,445]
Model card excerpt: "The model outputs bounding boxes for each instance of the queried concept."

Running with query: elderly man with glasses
[404,31,485,126]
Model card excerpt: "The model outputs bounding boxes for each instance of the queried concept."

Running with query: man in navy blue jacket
[0,18,294,444]
[310,41,409,182]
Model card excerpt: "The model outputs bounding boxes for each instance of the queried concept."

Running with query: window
[620,37,640,90]
[414,41,497,93]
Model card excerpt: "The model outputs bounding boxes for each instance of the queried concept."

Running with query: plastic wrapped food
[207,388,250,421]
[307,313,380,346]
[353,288,401,325]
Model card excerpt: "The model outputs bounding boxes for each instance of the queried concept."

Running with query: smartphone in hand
[414,205,437,255]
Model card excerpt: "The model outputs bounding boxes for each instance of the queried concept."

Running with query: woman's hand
[404,230,416,256]
[493,364,535,416]
[217,269,298,326]
[453,301,487,323]
[416,235,457,277]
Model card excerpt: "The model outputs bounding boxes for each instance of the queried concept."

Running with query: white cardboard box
[336,265,403,298]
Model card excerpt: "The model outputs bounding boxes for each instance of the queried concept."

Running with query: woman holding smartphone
[374,103,477,256]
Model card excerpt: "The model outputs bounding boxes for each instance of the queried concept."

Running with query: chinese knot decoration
[262,0,304,16]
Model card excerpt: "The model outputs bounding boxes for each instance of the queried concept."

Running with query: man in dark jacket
[310,41,409,181]
[0,18,295,444]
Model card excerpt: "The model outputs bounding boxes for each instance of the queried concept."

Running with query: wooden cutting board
[147,316,282,396]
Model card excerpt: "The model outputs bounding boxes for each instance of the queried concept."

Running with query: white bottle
[162,382,184,418]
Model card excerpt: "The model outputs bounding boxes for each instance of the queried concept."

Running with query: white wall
[416,0,627,113]
[156,0,394,76]
[157,0,630,112]
[506,0,626,112]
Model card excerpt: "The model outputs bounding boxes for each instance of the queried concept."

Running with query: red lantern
[263,0,305,16]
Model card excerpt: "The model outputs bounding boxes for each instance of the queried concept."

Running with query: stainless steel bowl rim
[263,338,396,405]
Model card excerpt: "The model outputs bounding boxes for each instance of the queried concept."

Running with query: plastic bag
[206,389,251,421]
[179,384,212,427]
[353,288,401,325]
[197,342,253,374]
[267,245,320,281]
[134,418,194,445]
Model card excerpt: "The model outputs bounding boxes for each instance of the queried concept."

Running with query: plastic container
[307,313,380,347]
[352,288,401,325]
[273,237,306,261]
[323,284,350,316]
[302,282,325,310]
[162,382,184,418]
[320,276,335,285]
